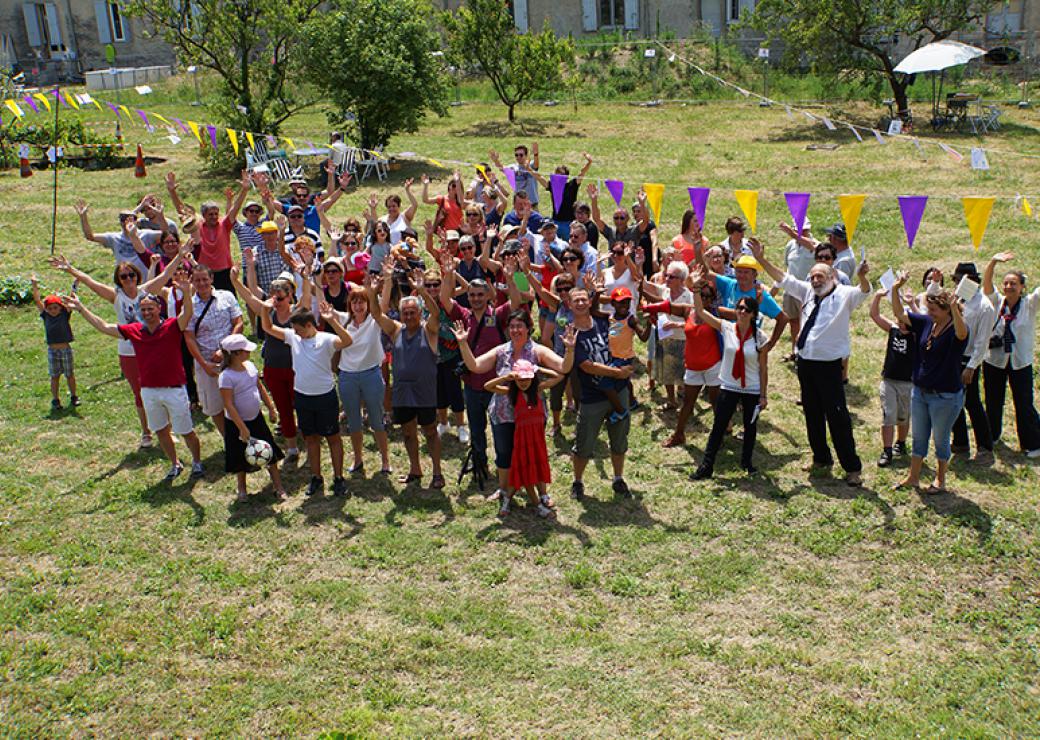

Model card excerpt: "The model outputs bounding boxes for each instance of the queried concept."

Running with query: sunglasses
[343,241,358,249]
[817,254,835,261]
[611,251,625,257]
[666,274,683,280]
[613,216,627,221]
[737,305,753,313]
[460,244,475,251]
[325,267,342,274]
[245,208,262,214]
[424,282,441,289]
[119,272,138,280]
[272,293,289,301]
[466,213,480,218]
[289,214,304,219]
[561,256,580,263]
[514,152,525,158]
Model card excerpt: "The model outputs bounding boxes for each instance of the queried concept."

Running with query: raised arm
[587,183,607,233]
[402,178,418,222]
[319,303,354,350]
[451,320,496,374]
[65,294,121,338]
[421,174,438,206]
[48,255,116,303]
[74,199,105,244]
[983,251,1014,296]
[225,170,252,223]
[747,238,785,284]
[164,172,187,216]
[870,290,896,331]
[635,190,650,234]
[230,264,266,314]
[890,272,911,329]
[30,274,45,311]
[692,280,722,331]
[259,300,287,342]
[367,281,400,337]
[175,274,195,331]
[950,295,968,341]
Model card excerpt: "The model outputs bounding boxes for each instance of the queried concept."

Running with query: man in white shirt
[950,262,995,462]
[753,239,871,486]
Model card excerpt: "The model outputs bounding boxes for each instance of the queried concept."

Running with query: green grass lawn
[1,90,1039,735]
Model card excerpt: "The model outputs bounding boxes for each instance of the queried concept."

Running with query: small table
[945,94,981,132]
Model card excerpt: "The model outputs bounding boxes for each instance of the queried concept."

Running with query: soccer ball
[244,438,274,468]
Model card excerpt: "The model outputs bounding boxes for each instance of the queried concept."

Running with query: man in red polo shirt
[67,274,205,483]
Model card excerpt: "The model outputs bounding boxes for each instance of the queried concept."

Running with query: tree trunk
[508,102,515,121]
[892,79,910,122]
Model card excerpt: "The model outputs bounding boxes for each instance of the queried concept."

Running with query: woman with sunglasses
[689,287,771,480]
[643,256,692,409]
[379,180,419,245]
[231,265,303,465]
[48,247,191,449]
[527,271,582,434]
[459,204,488,243]
[452,235,491,309]
[320,258,349,313]
[421,171,465,232]
[890,272,968,493]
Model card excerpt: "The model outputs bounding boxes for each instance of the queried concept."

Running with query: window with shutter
[108,3,128,42]
[623,0,638,30]
[94,0,112,43]
[22,3,43,47]
[581,0,597,31]
[43,3,63,47]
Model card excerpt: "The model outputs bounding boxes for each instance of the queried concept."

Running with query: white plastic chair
[356,146,388,182]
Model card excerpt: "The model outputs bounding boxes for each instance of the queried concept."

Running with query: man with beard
[750,239,872,486]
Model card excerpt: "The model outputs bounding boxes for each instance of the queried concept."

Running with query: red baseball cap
[43,294,63,306]
[610,286,633,301]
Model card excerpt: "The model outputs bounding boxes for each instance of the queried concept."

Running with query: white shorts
[141,386,194,435]
[684,360,722,388]
[195,361,224,416]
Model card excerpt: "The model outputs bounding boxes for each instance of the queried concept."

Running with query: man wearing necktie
[751,239,872,486]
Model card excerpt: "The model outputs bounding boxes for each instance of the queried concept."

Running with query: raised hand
[858,259,870,278]
[747,237,764,260]
[149,253,161,268]
[165,171,177,190]
[583,151,593,165]
[403,177,414,190]
[992,251,1014,263]
[337,171,351,190]
[48,254,73,272]
[74,199,88,216]
[586,183,598,199]
[421,173,430,186]
[894,270,909,289]
[561,324,577,348]
[450,319,469,342]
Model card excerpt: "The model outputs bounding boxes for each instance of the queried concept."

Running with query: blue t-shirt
[503,209,544,233]
[574,317,612,404]
[715,275,782,319]
[907,312,967,392]
[279,198,321,233]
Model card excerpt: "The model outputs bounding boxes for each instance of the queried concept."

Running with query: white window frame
[107,2,127,42]
[598,0,622,29]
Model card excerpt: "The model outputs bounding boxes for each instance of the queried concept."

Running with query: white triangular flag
[887,119,903,135]
[822,117,836,130]
[848,124,863,142]
[912,139,924,156]
[134,85,152,95]
[803,111,817,122]
[873,129,885,144]
[168,134,182,145]
[939,143,964,162]
[970,147,989,171]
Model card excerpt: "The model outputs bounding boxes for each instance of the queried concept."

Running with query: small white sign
[956,275,980,302]
[970,147,990,171]
[167,134,182,145]
[45,146,63,163]
[887,119,903,135]
[757,48,770,59]
[656,314,674,340]
[18,143,30,158]
[879,268,896,293]
[644,48,656,58]
[187,65,197,73]
[135,85,152,95]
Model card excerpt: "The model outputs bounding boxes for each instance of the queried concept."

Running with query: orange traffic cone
[19,156,32,178]
[134,144,146,178]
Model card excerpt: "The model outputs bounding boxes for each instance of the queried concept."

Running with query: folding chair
[337,146,358,179]
[268,157,304,183]
[356,146,388,182]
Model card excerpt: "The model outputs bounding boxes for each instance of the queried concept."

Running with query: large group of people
[35,142,1040,517]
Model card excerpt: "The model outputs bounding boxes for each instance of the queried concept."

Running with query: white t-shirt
[114,288,143,357]
[337,313,385,372]
[188,289,242,357]
[718,320,769,393]
[384,213,410,246]
[218,360,262,421]
[283,328,339,395]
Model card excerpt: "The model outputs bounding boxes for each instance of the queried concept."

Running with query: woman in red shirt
[421,170,464,232]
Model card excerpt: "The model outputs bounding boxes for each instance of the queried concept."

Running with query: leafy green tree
[747,0,991,120]
[125,0,322,134]
[299,0,450,151]
[442,0,574,122]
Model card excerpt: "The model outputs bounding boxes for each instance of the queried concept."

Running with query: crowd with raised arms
[34,140,1040,516]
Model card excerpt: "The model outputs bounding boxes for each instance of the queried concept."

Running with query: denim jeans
[911,386,965,461]
[338,366,385,434]
[464,386,493,469]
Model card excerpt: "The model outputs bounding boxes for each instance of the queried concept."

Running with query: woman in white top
[374,181,419,245]
[337,284,392,475]
[643,255,692,408]
[982,252,1040,456]
[48,248,190,449]
[690,287,771,480]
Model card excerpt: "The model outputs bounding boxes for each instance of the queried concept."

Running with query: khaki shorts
[141,386,194,435]
[195,361,225,417]
[572,389,631,460]
[684,360,722,388]
[782,292,802,318]
[880,378,912,426]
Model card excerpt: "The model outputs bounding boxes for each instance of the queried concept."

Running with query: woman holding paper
[890,272,968,493]
[981,252,1040,457]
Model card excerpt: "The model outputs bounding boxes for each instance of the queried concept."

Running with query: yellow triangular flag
[733,190,758,233]
[66,93,80,110]
[962,197,995,251]
[283,137,296,152]
[92,99,102,110]
[119,104,131,120]
[187,120,202,143]
[4,99,24,118]
[244,132,255,151]
[153,112,170,124]
[1023,197,1033,218]
[428,158,443,168]
[33,92,51,111]
[227,128,239,156]
[642,183,665,224]
[837,194,867,245]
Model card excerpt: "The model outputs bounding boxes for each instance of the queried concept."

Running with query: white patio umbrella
[894,39,986,74]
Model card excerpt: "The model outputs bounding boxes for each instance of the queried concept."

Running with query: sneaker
[70,395,81,407]
[691,465,712,481]
[877,450,893,468]
[973,449,994,466]
[163,463,184,482]
[570,480,585,500]
[284,448,299,465]
[307,476,324,497]
[612,478,632,498]
[845,471,862,487]
[51,399,62,410]
[437,422,451,437]
[332,476,349,497]
[139,433,153,449]
[457,426,470,444]
[535,503,555,519]
[235,490,249,503]
[893,441,908,457]
[497,494,511,518]
[190,461,205,479]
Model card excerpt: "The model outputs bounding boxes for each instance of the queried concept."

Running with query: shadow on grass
[139,476,205,527]
[916,488,992,541]
[43,405,83,422]
[299,493,364,538]
[384,483,456,528]
[226,489,296,529]
[450,118,585,139]
[476,505,592,547]
[815,481,896,529]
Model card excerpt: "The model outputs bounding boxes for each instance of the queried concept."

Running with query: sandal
[662,433,685,448]
[924,484,947,495]
[539,493,555,509]
[430,474,446,490]
[348,462,365,475]
[398,473,422,485]
[275,489,289,501]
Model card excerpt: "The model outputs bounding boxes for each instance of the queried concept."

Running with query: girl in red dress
[485,359,563,519]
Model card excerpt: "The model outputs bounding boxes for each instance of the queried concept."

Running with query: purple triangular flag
[136,109,149,127]
[503,166,516,192]
[206,124,218,150]
[105,102,120,116]
[266,134,277,147]
[784,192,811,236]
[687,187,710,230]
[604,179,625,207]
[171,117,190,134]
[898,196,928,249]
[549,174,568,215]
[23,95,38,113]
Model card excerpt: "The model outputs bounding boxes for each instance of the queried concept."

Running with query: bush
[4,116,121,168]
[0,277,34,306]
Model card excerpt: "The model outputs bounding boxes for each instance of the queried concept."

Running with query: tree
[747,0,990,121]
[442,0,574,122]
[125,0,323,134]
[299,0,450,152]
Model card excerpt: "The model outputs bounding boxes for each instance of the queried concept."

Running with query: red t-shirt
[118,318,188,387]
[437,196,463,231]
[684,315,722,371]
[449,300,511,390]
[672,234,709,266]
[198,215,234,271]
